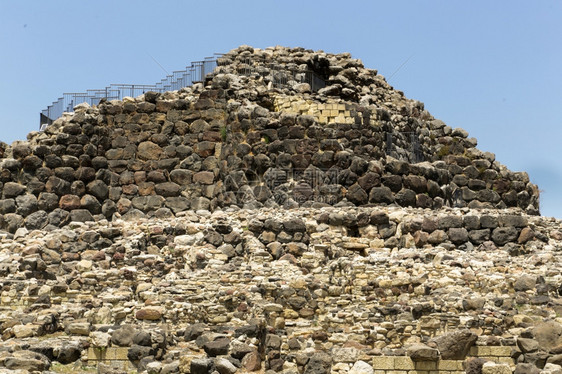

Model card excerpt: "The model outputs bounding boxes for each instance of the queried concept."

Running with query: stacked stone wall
[0,83,539,234]
[0,206,560,373]
[273,95,373,126]
[84,345,515,373]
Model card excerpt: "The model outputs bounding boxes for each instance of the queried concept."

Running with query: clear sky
[1,1,560,217]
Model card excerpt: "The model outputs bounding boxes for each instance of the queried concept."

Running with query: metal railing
[40,57,221,130]
[40,54,327,130]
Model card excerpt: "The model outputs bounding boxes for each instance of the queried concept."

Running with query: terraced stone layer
[0,46,539,234]
[0,207,560,373]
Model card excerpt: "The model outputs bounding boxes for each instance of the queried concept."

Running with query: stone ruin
[0,46,558,374]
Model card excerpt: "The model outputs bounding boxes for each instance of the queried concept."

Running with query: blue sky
[1,1,561,217]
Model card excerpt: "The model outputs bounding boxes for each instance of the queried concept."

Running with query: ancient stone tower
[0,46,555,374]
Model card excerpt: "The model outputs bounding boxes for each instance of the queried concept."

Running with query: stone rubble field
[0,206,561,373]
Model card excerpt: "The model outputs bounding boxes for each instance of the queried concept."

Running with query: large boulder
[517,337,539,353]
[203,338,230,357]
[429,330,477,360]
[111,325,137,347]
[4,350,51,372]
[534,321,562,351]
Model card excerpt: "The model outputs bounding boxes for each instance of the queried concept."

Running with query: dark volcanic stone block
[369,186,394,204]
[491,226,519,246]
[203,338,230,357]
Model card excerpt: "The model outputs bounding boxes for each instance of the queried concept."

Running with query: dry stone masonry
[0,46,556,374]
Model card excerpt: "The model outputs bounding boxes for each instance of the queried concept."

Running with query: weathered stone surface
[491,226,519,246]
[242,350,261,371]
[81,194,101,214]
[4,350,51,372]
[87,180,109,200]
[90,331,110,347]
[482,362,511,374]
[203,338,230,357]
[448,227,469,243]
[137,141,162,160]
[349,360,374,374]
[347,184,368,205]
[429,330,477,360]
[194,141,215,157]
[191,358,212,374]
[499,214,528,227]
[463,297,486,311]
[465,357,487,374]
[183,323,205,342]
[3,182,26,198]
[332,347,360,363]
[545,360,562,371]
[132,195,165,211]
[59,194,81,210]
[438,215,463,229]
[25,210,49,230]
[69,209,94,222]
[0,204,556,371]
[526,350,550,368]
[517,337,539,353]
[0,198,16,214]
[164,196,190,213]
[513,363,541,374]
[514,274,536,291]
[193,171,215,185]
[230,340,254,359]
[135,307,163,320]
[215,357,238,374]
[55,342,82,364]
[13,324,37,338]
[469,228,491,244]
[127,344,154,361]
[304,352,332,374]
[111,325,137,347]
[16,194,38,216]
[395,188,416,207]
[369,186,394,204]
[155,182,181,197]
[407,343,439,361]
[534,321,562,350]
